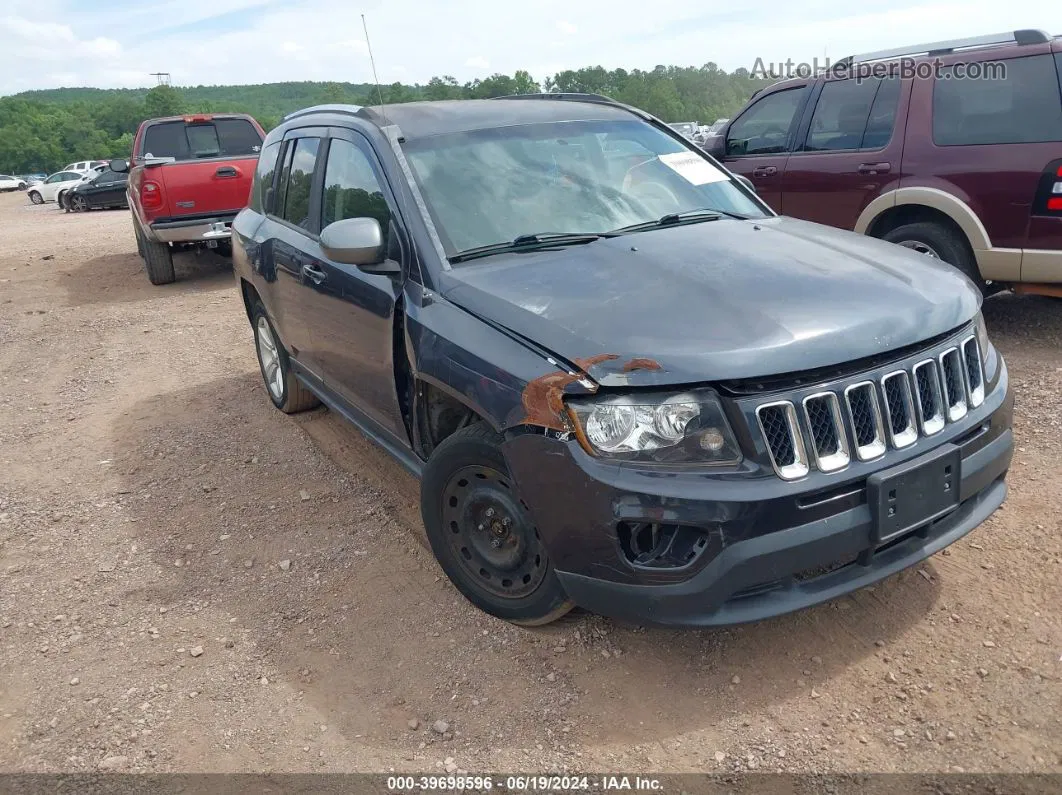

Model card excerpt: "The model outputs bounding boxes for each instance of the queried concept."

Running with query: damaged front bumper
[502,372,1013,627]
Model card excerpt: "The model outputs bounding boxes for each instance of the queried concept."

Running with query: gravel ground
[0,190,1060,776]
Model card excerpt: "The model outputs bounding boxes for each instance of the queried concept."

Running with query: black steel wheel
[421,423,573,625]
[440,464,549,600]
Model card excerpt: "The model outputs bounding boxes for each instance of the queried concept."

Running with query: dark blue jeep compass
[231,95,1012,627]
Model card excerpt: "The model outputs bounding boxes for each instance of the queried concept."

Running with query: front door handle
[858,162,892,175]
[215,166,239,178]
[302,263,327,284]
[752,166,778,178]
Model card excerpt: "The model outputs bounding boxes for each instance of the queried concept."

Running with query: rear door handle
[858,162,891,175]
[302,263,327,284]
[752,166,778,177]
[215,166,239,178]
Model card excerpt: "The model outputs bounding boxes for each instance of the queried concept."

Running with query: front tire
[882,221,983,290]
[250,301,319,414]
[421,424,574,626]
[70,194,87,213]
[29,191,43,205]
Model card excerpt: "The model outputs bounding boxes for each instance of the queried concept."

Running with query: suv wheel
[250,301,319,413]
[141,236,176,285]
[882,222,983,290]
[28,191,43,205]
[421,424,574,626]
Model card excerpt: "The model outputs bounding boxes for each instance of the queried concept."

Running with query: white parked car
[26,171,85,205]
[62,160,108,174]
[0,174,27,192]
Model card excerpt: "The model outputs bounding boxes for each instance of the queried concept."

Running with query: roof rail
[492,92,622,107]
[838,29,1051,66]
[282,103,363,122]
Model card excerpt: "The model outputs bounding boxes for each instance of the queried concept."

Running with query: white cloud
[1,0,1060,94]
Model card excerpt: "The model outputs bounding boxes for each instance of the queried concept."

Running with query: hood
[438,216,981,388]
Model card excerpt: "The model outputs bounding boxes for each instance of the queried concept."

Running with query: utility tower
[150,72,171,86]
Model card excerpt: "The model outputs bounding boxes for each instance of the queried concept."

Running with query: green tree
[144,84,185,117]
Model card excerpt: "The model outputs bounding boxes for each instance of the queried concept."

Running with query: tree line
[0,65,770,174]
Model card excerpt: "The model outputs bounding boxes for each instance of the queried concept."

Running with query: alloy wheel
[255,316,285,402]
[71,195,87,212]
[897,240,941,259]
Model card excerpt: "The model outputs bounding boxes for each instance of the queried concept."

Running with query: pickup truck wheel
[882,222,983,290]
[141,236,176,285]
[421,424,574,626]
[251,302,319,413]
[28,191,43,205]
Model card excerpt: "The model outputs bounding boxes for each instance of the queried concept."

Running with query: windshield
[402,119,767,258]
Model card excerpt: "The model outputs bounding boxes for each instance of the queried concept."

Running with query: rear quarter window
[933,54,1062,145]
[249,141,282,213]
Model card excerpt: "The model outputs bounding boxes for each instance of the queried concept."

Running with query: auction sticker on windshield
[658,152,728,185]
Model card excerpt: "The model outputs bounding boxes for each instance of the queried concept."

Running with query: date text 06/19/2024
[386,775,664,791]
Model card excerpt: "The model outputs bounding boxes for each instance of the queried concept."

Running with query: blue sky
[2,0,1060,95]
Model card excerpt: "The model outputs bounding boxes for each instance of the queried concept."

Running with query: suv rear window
[933,55,1062,146]
[140,118,263,160]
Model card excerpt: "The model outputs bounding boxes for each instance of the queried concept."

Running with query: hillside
[1,66,768,174]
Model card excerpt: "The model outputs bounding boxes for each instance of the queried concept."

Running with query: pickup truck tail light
[1033,160,1062,216]
[141,180,163,211]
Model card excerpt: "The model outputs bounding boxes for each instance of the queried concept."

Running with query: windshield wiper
[448,232,609,264]
[609,207,750,236]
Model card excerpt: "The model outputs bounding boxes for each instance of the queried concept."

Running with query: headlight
[568,389,741,465]
[974,311,990,364]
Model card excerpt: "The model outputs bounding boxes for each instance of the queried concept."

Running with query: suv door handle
[752,166,778,177]
[302,263,327,284]
[215,166,239,178]
[858,162,891,175]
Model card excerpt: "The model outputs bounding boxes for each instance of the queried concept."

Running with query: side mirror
[734,174,757,194]
[109,159,129,173]
[320,217,397,272]
[702,134,725,158]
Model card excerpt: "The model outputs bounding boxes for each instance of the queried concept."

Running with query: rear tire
[250,300,319,414]
[142,236,176,285]
[420,423,574,626]
[882,221,984,291]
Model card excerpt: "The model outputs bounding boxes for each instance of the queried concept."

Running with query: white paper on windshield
[658,152,729,186]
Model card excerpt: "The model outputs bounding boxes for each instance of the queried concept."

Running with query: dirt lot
[0,189,1060,776]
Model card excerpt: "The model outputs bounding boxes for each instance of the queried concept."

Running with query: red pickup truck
[111,113,265,284]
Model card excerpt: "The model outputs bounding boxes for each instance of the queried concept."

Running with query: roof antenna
[361,14,389,123]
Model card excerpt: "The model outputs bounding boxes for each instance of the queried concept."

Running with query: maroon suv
[704,29,1062,296]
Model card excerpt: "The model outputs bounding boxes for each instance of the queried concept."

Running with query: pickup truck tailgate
[150,156,257,217]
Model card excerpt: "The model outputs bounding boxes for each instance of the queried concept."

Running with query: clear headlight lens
[568,389,741,465]
[974,311,990,364]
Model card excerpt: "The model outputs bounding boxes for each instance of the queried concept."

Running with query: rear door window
[141,118,263,160]
[726,87,808,156]
[279,137,321,231]
[933,55,1062,145]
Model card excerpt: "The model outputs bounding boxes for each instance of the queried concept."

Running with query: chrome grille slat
[753,327,989,479]
[756,401,809,480]
[962,335,985,408]
[880,371,918,448]
[843,382,886,461]
[912,359,945,436]
[802,392,850,472]
[939,347,968,422]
